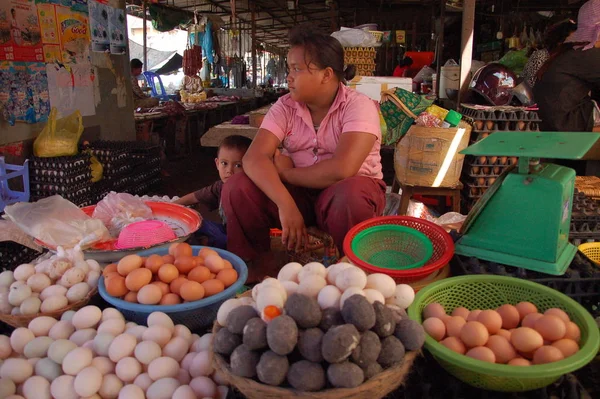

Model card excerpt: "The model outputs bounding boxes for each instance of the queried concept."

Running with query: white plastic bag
[331,28,377,48]
[3,196,110,249]
[92,192,153,236]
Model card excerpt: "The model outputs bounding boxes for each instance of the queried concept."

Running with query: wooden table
[201,105,272,147]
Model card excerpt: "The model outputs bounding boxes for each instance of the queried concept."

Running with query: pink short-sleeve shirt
[260,83,383,180]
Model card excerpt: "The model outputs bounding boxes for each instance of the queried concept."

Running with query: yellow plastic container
[577,242,600,266]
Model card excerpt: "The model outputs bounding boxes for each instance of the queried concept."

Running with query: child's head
[286,24,355,103]
[215,135,252,182]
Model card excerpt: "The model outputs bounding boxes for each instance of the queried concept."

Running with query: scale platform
[456,131,600,276]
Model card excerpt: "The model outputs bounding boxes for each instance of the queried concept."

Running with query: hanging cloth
[148,4,192,32]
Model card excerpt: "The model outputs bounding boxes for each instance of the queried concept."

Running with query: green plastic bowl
[407,275,600,392]
[350,225,433,270]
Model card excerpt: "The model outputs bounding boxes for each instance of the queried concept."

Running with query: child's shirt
[260,83,383,180]
[193,180,226,224]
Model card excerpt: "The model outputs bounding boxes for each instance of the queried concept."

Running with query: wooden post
[142,0,147,71]
[330,2,337,32]
[251,4,257,88]
[435,0,445,99]
[458,0,475,105]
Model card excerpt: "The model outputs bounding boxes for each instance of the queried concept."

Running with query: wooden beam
[252,3,257,88]
[435,0,445,99]
[142,0,147,71]
[458,0,475,105]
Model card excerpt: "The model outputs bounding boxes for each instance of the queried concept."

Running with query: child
[175,135,252,248]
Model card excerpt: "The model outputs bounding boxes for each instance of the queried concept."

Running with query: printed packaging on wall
[88,0,109,52]
[55,5,90,63]
[0,0,44,62]
[46,61,95,117]
[108,6,125,55]
[0,61,50,125]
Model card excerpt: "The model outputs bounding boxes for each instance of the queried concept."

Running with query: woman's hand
[274,149,294,181]
[278,203,307,251]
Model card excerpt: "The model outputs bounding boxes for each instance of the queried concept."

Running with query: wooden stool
[394,178,463,215]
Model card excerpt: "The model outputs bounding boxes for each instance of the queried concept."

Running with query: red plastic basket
[343,216,454,283]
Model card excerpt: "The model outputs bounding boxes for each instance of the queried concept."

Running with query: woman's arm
[279,132,377,189]
[174,193,198,206]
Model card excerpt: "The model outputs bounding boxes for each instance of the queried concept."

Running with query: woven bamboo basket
[212,321,418,399]
[0,287,98,328]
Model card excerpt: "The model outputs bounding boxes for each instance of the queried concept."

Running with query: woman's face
[286,46,325,103]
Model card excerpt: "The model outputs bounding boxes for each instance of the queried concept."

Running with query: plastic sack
[33,108,83,158]
[498,49,529,76]
[3,195,110,249]
[92,192,153,236]
[331,28,377,48]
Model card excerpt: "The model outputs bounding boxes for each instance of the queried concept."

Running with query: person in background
[521,19,577,88]
[175,135,252,249]
[222,24,386,282]
[393,55,414,77]
[130,59,159,108]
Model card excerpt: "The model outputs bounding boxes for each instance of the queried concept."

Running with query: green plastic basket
[407,275,600,392]
[350,225,433,270]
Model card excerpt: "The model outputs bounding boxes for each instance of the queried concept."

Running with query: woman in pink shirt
[222,25,386,280]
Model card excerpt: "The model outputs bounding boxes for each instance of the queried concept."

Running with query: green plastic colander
[350,225,433,270]
[407,275,600,392]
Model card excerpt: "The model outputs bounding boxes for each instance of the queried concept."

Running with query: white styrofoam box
[348,76,413,102]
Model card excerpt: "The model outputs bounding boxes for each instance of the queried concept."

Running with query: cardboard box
[394,121,472,188]
[348,76,412,102]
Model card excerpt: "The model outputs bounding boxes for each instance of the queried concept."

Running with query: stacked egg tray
[459,105,543,212]
[570,189,600,245]
[344,47,376,77]
[28,154,94,207]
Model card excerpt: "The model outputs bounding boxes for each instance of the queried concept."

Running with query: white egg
[59,268,86,288]
[173,384,196,399]
[256,286,285,312]
[72,306,102,330]
[26,274,51,293]
[365,273,397,298]
[69,329,97,347]
[85,271,100,288]
[216,298,242,327]
[101,308,124,322]
[339,287,366,309]
[91,357,115,375]
[317,285,342,310]
[60,310,76,322]
[108,333,137,362]
[142,325,172,348]
[86,260,101,272]
[93,333,115,357]
[66,282,91,303]
[325,262,353,285]
[0,358,33,383]
[298,262,327,281]
[48,320,75,340]
[297,274,327,299]
[98,373,123,399]
[146,377,180,399]
[8,285,32,307]
[163,336,189,362]
[62,347,93,375]
[97,318,126,336]
[23,337,53,358]
[176,368,191,385]
[10,306,20,316]
[335,267,367,291]
[133,373,153,391]
[363,289,386,305]
[0,292,11,314]
[47,339,77,364]
[50,375,78,399]
[74,366,102,397]
[212,369,229,385]
[0,378,16,397]
[115,357,142,382]
[40,285,68,302]
[35,357,62,381]
[40,295,68,313]
[173,325,192,342]
[125,325,147,342]
[237,296,255,307]
[134,340,161,365]
[277,262,303,282]
[188,351,213,378]
[148,356,180,380]
[0,336,11,359]
[189,376,217,398]
[392,284,415,309]
[23,375,51,399]
[147,311,175,330]
[27,357,41,368]
[280,281,299,298]
[118,384,145,399]
[0,270,15,287]
[28,316,58,337]
[13,264,35,282]
[20,297,41,315]
[180,352,196,371]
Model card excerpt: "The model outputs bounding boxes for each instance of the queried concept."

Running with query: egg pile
[0,247,100,317]
[104,243,238,305]
[0,306,228,399]
[422,302,582,366]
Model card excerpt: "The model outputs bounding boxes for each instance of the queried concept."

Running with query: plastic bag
[498,49,529,76]
[33,108,83,157]
[3,195,110,249]
[331,28,377,48]
[92,192,153,236]
[413,65,435,83]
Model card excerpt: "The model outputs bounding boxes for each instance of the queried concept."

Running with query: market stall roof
[129,39,183,74]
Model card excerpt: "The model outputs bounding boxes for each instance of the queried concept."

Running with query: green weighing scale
[455,131,600,275]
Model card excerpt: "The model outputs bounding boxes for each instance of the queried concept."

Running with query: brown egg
[104,271,121,281]
[467,309,482,322]
[466,346,496,363]
[518,350,535,360]
[496,329,512,341]
[168,243,180,256]
[124,291,138,303]
[496,304,520,329]
[486,121,494,130]
[474,121,484,130]
[125,268,153,292]
[173,243,193,258]
[508,357,531,366]
[195,256,205,266]
[180,281,205,302]
[441,337,466,354]
[145,255,164,274]
[187,266,211,284]
[117,255,143,276]
[137,284,163,305]
[423,317,446,341]
[544,308,570,324]
[511,327,544,353]
[209,273,216,279]
[460,321,489,348]
[160,293,182,305]
[223,260,233,269]
[174,256,196,274]
[103,264,118,277]
[510,157,518,165]
[486,335,517,364]
[205,255,225,274]
[198,248,219,258]
[169,277,189,296]
[499,156,508,165]
[487,177,496,186]
[477,310,503,335]
[158,264,179,284]
[478,156,487,165]
[216,269,238,287]
[151,281,170,296]
[451,307,470,320]
[202,279,225,297]
[551,339,579,358]
[423,303,446,319]
[489,156,498,164]
[481,167,490,175]
[533,346,564,365]
[162,254,175,264]
[477,177,486,186]
[445,316,467,338]
[564,321,581,342]
[105,275,128,297]
[522,313,544,329]
[471,166,480,175]
[534,315,566,341]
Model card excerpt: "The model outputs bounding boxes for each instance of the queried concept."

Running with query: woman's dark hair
[545,19,577,52]
[288,24,356,82]
[399,56,414,67]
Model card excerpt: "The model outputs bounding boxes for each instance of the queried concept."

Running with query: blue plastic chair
[142,71,170,101]
[0,156,30,212]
